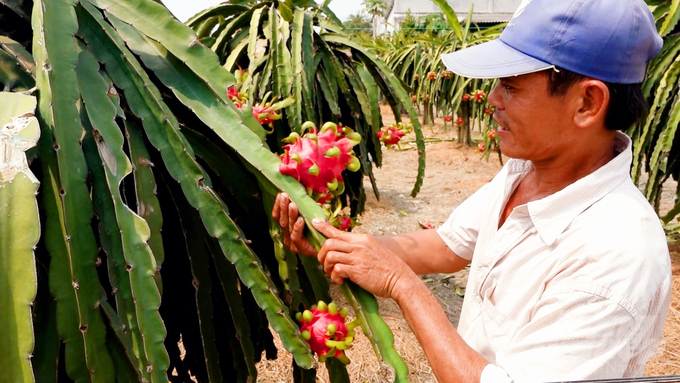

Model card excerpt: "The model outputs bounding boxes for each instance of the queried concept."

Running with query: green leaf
[431,0,462,41]
[0,91,40,383]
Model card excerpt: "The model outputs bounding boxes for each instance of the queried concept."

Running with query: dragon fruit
[444,115,453,122]
[442,70,453,79]
[252,103,281,126]
[279,122,361,203]
[477,142,486,153]
[484,108,494,115]
[487,129,497,140]
[456,117,464,125]
[473,90,486,102]
[378,122,411,147]
[296,301,358,364]
[427,71,437,80]
[461,94,471,102]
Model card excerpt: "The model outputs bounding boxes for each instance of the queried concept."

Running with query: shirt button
[475,295,482,304]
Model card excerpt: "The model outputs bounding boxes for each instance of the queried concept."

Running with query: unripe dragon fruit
[279,122,361,203]
[296,301,358,364]
[442,70,453,79]
[413,74,419,80]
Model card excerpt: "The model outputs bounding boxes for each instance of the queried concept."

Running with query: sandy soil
[256,106,680,382]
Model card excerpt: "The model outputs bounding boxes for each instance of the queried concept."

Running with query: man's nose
[488,84,502,110]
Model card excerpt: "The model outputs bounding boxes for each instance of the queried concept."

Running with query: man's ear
[573,79,609,129]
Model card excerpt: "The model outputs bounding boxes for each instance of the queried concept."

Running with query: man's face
[488,72,576,161]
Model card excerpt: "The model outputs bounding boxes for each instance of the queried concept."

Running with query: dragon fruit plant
[296,301,359,364]
[279,122,361,204]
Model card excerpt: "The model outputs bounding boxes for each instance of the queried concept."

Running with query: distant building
[375,0,523,35]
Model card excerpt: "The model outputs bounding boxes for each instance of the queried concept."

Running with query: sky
[162,0,364,22]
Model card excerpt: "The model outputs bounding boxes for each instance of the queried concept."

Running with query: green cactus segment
[288,9,304,130]
[77,10,315,368]
[0,35,35,79]
[125,119,164,293]
[343,283,410,382]
[175,199,223,383]
[325,34,426,197]
[206,238,258,380]
[356,65,383,167]
[75,48,169,383]
[85,0,234,102]
[0,92,40,383]
[99,301,143,382]
[301,13,316,123]
[32,1,116,381]
[81,114,150,381]
[0,48,34,90]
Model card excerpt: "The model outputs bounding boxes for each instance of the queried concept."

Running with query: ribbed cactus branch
[0,91,40,383]
[32,1,116,381]
[76,6,316,368]
[76,47,169,383]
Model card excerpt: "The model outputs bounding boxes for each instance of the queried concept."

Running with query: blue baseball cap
[441,0,663,84]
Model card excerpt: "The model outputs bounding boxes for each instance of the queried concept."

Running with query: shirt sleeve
[479,285,641,383]
[436,171,501,260]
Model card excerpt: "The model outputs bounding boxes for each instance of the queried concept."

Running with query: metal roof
[393,11,515,23]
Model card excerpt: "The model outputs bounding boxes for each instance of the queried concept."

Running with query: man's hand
[312,219,416,299]
[271,193,318,256]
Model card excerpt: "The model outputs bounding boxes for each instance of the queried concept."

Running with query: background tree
[362,0,389,37]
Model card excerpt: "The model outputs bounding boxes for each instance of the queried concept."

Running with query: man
[272,0,672,381]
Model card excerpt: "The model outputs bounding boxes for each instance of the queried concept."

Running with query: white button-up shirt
[437,132,671,382]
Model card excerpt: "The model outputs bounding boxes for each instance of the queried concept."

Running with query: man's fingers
[312,219,353,240]
[272,193,282,221]
[291,217,318,256]
[330,264,350,286]
[278,193,290,228]
[322,250,354,276]
[288,202,299,233]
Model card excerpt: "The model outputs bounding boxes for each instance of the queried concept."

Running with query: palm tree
[362,0,389,37]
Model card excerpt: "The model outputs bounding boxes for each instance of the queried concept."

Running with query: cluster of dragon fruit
[227,69,291,127]
[278,121,360,230]
[296,300,359,364]
[377,121,412,148]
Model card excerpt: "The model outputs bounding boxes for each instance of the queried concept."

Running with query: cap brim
[441,39,554,79]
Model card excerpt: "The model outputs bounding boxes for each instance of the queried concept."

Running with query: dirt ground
[255,106,680,382]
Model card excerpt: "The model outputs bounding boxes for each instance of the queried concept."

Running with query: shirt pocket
[479,297,519,363]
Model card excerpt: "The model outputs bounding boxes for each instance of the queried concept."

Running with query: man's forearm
[392,272,488,383]
[375,230,469,275]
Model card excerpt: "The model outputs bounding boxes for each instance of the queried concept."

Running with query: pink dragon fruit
[252,103,281,126]
[279,122,361,203]
[473,89,486,102]
[297,301,358,364]
[378,122,411,147]
[444,115,453,122]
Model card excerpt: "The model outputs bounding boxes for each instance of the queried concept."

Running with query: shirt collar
[507,132,633,247]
